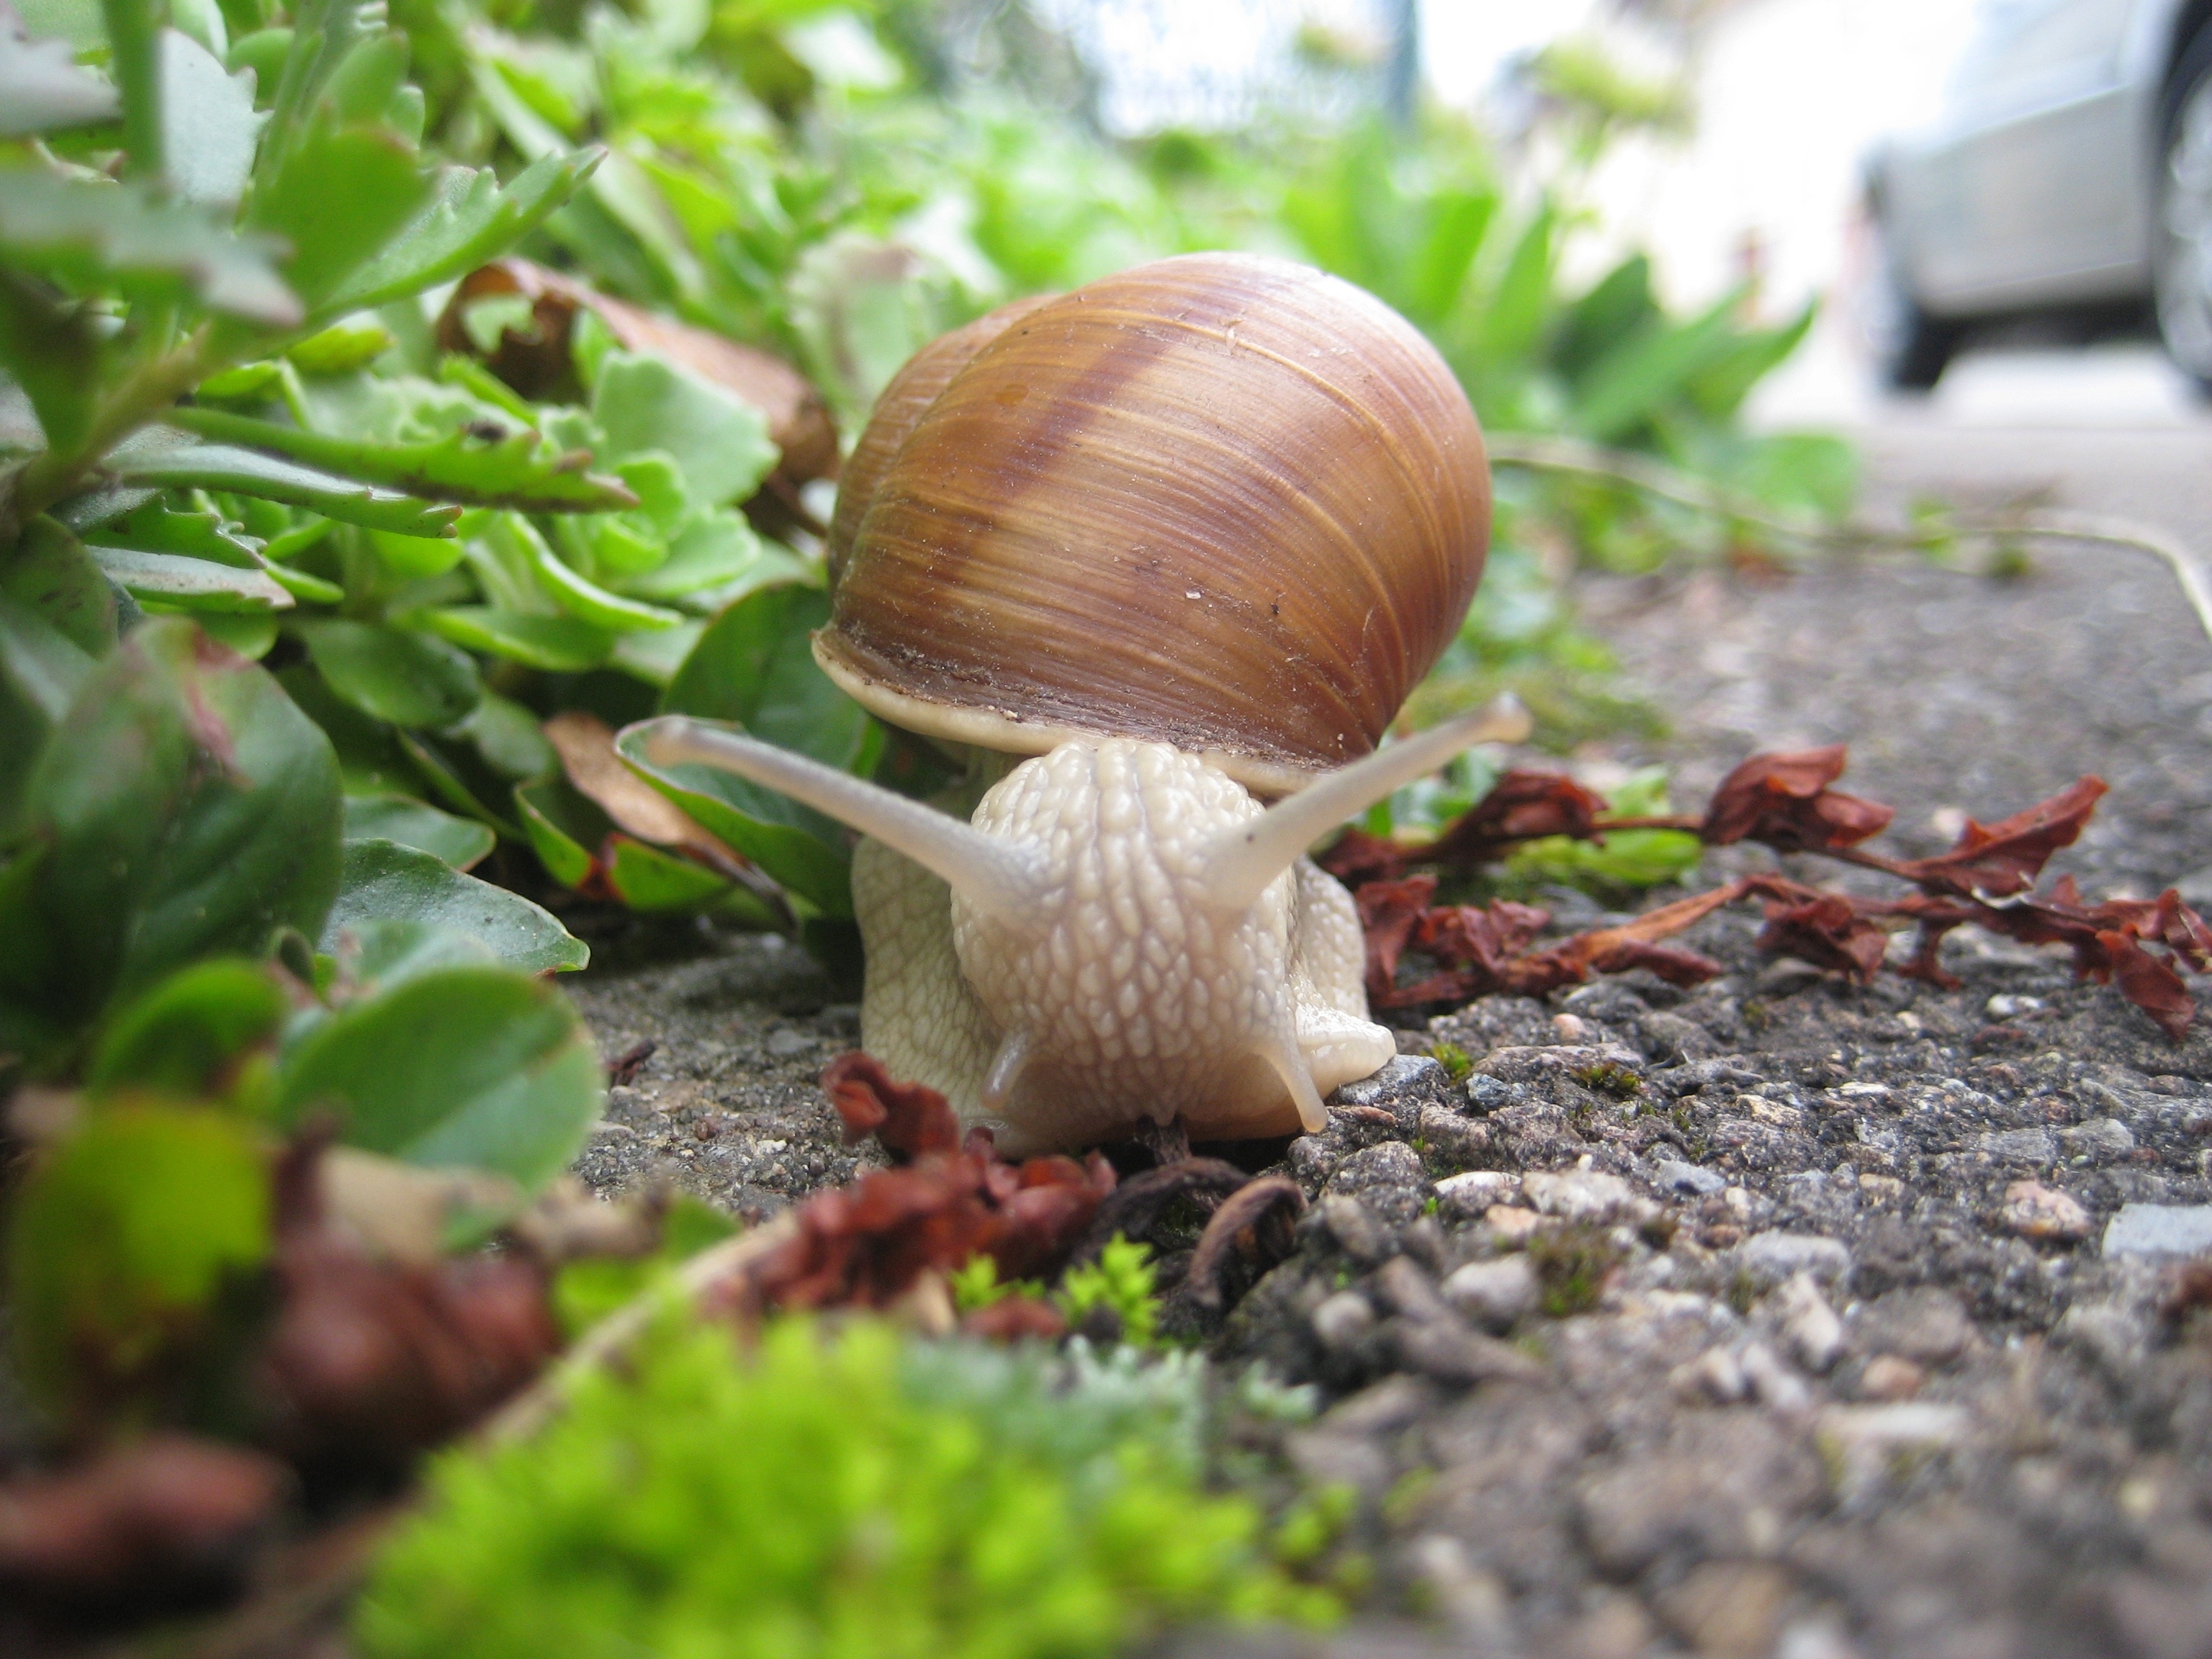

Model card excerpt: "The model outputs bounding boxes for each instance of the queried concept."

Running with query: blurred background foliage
[3,0,1848,967]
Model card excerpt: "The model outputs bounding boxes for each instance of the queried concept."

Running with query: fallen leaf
[1699,746,1894,853]
[1897,776,2106,896]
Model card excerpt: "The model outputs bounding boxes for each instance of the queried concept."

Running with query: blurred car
[1863,0,2212,390]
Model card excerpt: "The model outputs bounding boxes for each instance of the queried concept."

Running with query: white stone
[1736,1230,1852,1287]
[1654,1158,1726,1196]
[1310,1290,1377,1350]
[1441,1255,1539,1331]
[2103,1203,2212,1260]
[1774,1271,1846,1372]
[1433,1169,1521,1218]
[1521,1169,1635,1224]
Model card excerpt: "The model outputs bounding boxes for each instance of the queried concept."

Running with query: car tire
[2155,27,2212,393]
[1863,207,1960,392]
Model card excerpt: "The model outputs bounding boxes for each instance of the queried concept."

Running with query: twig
[482,1214,796,1445]
[1485,432,2212,651]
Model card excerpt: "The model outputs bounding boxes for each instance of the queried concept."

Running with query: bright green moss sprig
[356,1315,1336,1659]
[1056,1236,1161,1349]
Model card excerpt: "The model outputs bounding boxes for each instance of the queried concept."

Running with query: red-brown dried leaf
[745,1061,1118,1312]
[0,1435,286,1609]
[1321,770,1609,883]
[1755,891,1891,984]
[1897,777,2106,897]
[251,1136,560,1474]
[2102,930,2196,1041]
[822,1051,961,1160]
[1355,875,1437,1003]
[1581,938,1728,986]
[1701,747,1895,853]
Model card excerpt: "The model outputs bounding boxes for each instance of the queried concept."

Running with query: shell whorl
[815,252,1491,792]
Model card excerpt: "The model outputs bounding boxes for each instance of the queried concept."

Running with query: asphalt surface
[566,348,2212,1659]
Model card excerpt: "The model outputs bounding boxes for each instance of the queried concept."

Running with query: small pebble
[2002,1179,2092,1242]
[1774,1271,1845,1372]
[1441,1255,1539,1331]
[1671,1344,1749,1405]
[1740,1341,1812,1415]
[1655,1158,1726,1197]
[1523,1169,1635,1224]
[1485,1203,1543,1244]
[2103,1203,2212,1260]
[764,1028,814,1058]
[2063,1118,2138,1161]
[1735,1229,1852,1289]
[1310,1290,1376,1351]
[1858,1354,1925,1401]
[1553,1012,1591,1041]
[1434,1169,1521,1218]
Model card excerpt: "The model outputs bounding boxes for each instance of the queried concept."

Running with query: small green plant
[1527,1223,1620,1318]
[1572,1061,1644,1099]
[947,1252,1045,1314]
[1429,1040,1474,1082]
[356,1316,1336,1658]
[1056,1234,1161,1349]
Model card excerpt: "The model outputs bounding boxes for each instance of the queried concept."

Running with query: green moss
[1571,1062,1643,1099]
[1056,1235,1161,1349]
[1428,1042,1474,1083]
[1527,1224,1620,1318]
[357,1316,1336,1659]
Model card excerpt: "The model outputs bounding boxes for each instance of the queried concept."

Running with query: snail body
[636,253,1502,1154]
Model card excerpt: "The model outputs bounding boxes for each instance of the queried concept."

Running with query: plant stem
[1485,432,2212,652]
[4,331,211,541]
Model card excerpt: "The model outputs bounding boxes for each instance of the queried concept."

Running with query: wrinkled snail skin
[635,252,1501,1154]
[634,707,1525,1156]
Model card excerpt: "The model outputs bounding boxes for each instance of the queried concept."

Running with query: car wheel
[2156,30,2212,392]
[1863,208,1960,392]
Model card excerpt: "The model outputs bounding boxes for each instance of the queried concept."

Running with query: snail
[634,252,1509,1155]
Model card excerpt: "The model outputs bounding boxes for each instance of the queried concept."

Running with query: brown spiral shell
[814,252,1491,791]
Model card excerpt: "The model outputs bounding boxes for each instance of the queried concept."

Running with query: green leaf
[2,513,116,654]
[0,269,99,453]
[167,403,638,514]
[88,956,287,1099]
[331,918,497,992]
[276,660,413,795]
[158,27,262,209]
[110,433,459,535]
[616,512,776,602]
[452,690,555,781]
[92,495,262,564]
[513,776,596,889]
[243,111,430,308]
[1570,288,1750,446]
[1471,204,1557,374]
[87,544,294,611]
[7,1105,271,1422]
[403,605,612,672]
[321,836,586,974]
[317,149,603,318]
[286,319,396,374]
[592,349,778,510]
[276,965,602,1190]
[524,526,685,632]
[0,12,120,135]
[0,617,343,1040]
[295,618,481,728]
[0,168,297,325]
[614,721,851,918]
[344,793,495,869]
[663,582,866,769]
[516,775,765,917]
[0,591,91,838]
[195,611,277,658]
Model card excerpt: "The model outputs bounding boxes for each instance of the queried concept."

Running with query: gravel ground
[565,421,2212,1659]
